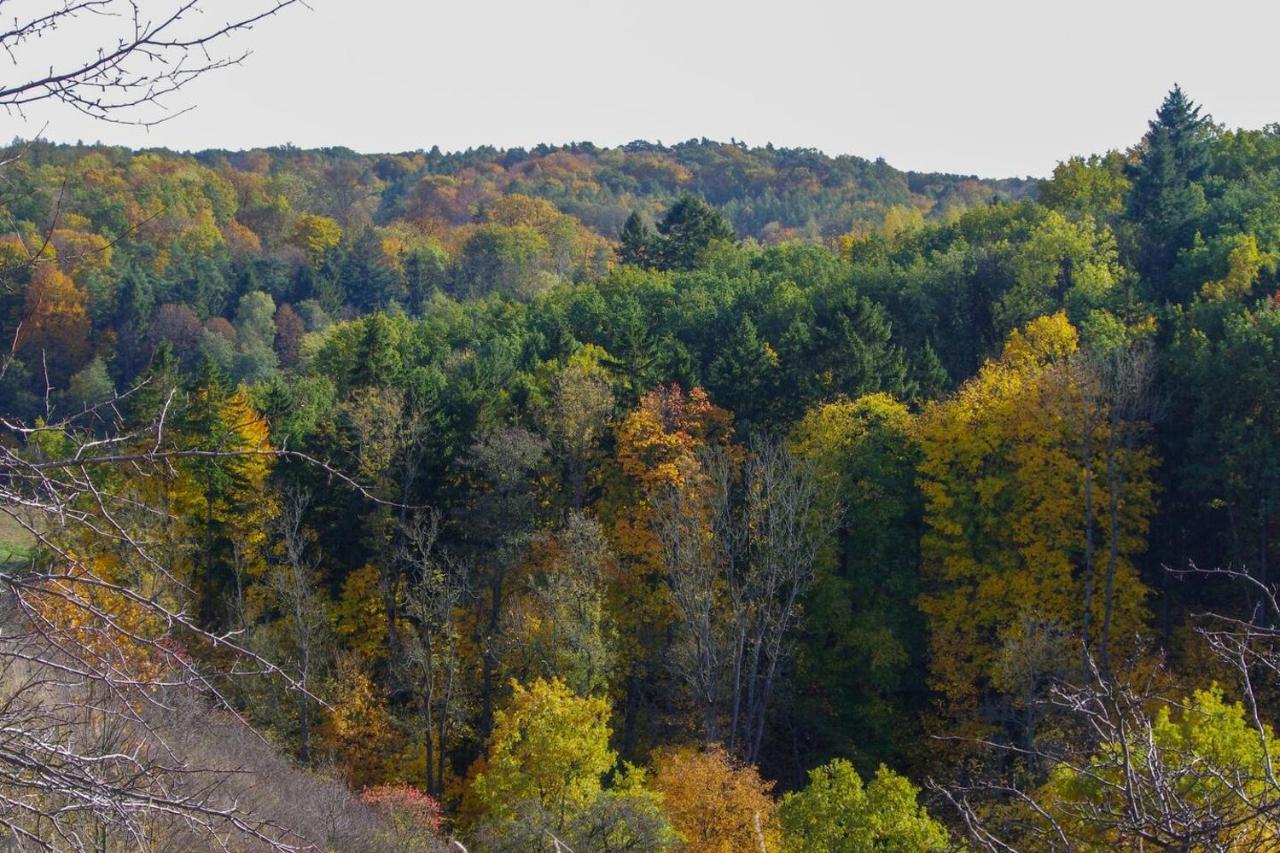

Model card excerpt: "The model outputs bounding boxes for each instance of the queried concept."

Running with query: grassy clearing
[0,511,35,567]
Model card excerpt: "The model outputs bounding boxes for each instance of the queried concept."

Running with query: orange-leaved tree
[649,744,779,852]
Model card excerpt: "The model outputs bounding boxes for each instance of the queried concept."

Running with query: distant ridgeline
[12,137,1035,242]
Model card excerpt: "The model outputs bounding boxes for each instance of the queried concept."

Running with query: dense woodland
[6,86,1280,850]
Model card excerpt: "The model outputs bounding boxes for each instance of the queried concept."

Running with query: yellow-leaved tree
[464,677,616,831]
[323,655,398,790]
[174,379,277,627]
[916,313,1156,729]
[603,385,735,750]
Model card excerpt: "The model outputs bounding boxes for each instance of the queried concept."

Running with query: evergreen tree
[1126,85,1214,295]
[912,340,950,400]
[343,228,405,312]
[113,262,155,337]
[111,262,156,379]
[350,314,404,388]
[654,195,734,271]
[125,343,179,427]
[706,314,778,430]
[618,211,656,268]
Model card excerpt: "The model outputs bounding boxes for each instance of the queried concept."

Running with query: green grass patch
[0,512,36,567]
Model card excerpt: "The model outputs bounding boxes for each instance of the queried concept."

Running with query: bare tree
[0,3,412,848]
[0,649,310,850]
[0,396,297,847]
[654,438,836,762]
[398,510,468,799]
[0,380,407,848]
[527,511,614,696]
[653,454,730,745]
[731,438,837,764]
[270,487,330,765]
[0,0,303,127]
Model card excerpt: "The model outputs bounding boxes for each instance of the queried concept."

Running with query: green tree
[344,227,410,311]
[1040,686,1280,849]
[774,284,914,418]
[654,195,734,271]
[994,209,1122,337]
[1126,85,1214,294]
[470,763,674,853]
[1038,152,1131,224]
[706,315,779,430]
[65,356,115,409]
[1170,303,1280,587]
[233,289,279,381]
[111,262,156,375]
[456,224,554,300]
[788,394,927,768]
[466,677,616,830]
[779,759,948,852]
[619,211,656,268]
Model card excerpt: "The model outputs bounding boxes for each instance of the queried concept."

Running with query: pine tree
[114,262,155,335]
[125,343,179,427]
[913,340,951,400]
[618,211,655,268]
[707,314,778,429]
[1126,85,1214,295]
[654,195,734,271]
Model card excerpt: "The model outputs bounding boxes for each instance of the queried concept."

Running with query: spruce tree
[111,263,157,378]
[1126,85,1214,296]
[654,195,734,271]
[707,315,778,430]
[618,211,655,268]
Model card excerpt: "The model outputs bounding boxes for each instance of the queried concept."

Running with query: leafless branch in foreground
[0,0,305,127]
[935,566,1280,851]
[0,379,413,849]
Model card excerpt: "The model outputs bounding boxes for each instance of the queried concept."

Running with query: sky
[13,0,1280,178]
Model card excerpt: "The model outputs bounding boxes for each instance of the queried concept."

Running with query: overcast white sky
[14,0,1280,178]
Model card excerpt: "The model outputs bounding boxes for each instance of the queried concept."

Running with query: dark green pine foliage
[1165,305,1280,589]
[113,263,155,338]
[403,246,449,315]
[607,297,665,403]
[124,343,179,427]
[1126,85,1214,297]
[618,212,656,268]
[111,263,157,379]
[654,195,735,271]
[707,315,779,431]
[169,243,232,318]
[773,288,914,420]
[912,340,951,400]
[343,227,406,312]
[350,314,405,390]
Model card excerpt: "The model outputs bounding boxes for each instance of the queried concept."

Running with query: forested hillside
[6,85,1280,850]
